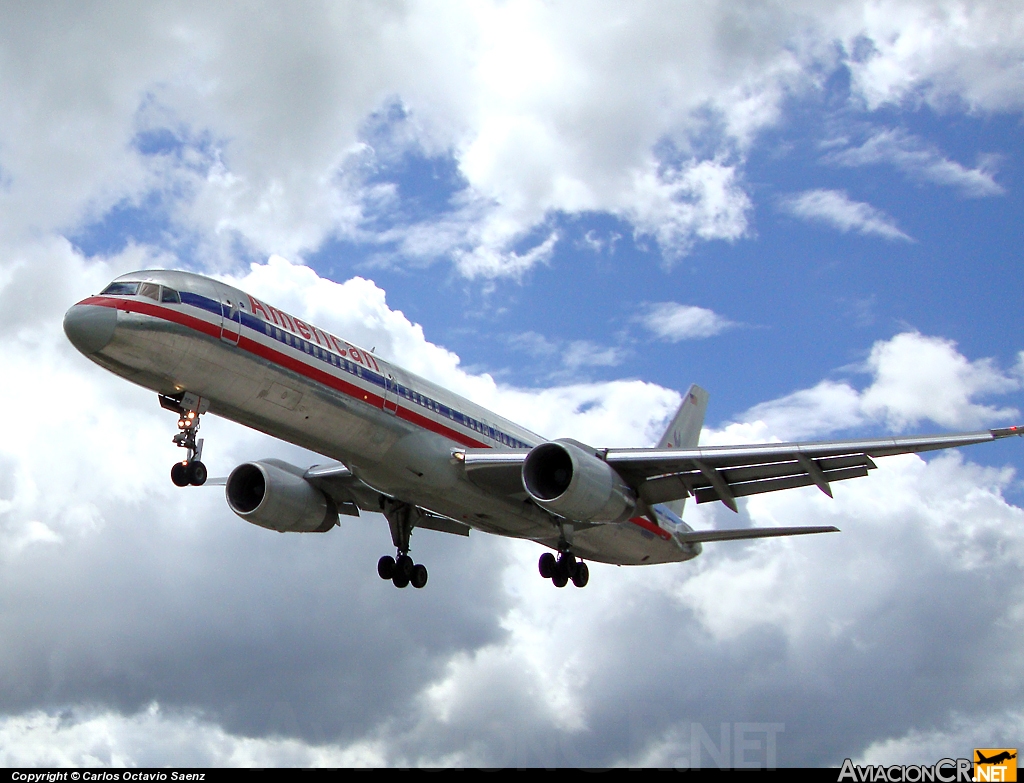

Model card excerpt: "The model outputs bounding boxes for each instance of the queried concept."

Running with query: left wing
[304,462,471,536]
[460,426,1024,513]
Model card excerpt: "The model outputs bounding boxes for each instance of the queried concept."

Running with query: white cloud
[641,302,735,342]
[561,341,625,370]
[729,332,1020,441]
[825,128,1003,197]
[861,331,1020,430]
[0,3,1020,277]
[779,189,911,241]
[619,159,752,262]
[839,1,1024,112]
[0,705,392,768]
[855,711,1024,766]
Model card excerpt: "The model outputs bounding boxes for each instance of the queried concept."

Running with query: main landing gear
[377,498,428,589]
[377,553,428,589]
[538,551,589,588]
[160,392,208,487]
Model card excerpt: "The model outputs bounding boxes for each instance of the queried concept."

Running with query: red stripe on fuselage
[629,515,672,540]
[80,296,489,449]
[81,295,220,339]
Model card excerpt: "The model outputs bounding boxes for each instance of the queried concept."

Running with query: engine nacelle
[226,459,338,533]
[522,439,635,523]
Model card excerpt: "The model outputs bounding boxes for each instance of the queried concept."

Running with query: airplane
[62,269,1024,590]
[976,751,1017,765]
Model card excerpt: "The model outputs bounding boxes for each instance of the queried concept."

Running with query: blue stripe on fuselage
[162,290,532,450]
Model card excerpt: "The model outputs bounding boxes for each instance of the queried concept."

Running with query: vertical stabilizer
[658,384,708,449]
[657,384,708,517]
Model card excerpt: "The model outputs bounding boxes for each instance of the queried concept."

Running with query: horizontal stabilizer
[676,525,839,543]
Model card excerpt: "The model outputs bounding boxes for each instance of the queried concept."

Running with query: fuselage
[64,269,697,565]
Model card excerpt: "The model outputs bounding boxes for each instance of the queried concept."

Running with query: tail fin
[658,384,708,449]
[657,384,708,518]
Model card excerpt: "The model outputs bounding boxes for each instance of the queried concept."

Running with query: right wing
[606,426,1024,512]
[459,426,1024,513]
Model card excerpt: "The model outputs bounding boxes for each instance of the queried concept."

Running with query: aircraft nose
[63,303,117,355]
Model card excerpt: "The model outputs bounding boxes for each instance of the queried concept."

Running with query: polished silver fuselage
[68,269,694,565]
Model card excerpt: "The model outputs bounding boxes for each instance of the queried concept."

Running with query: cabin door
[220,300,241,345]
[383,373,399,414]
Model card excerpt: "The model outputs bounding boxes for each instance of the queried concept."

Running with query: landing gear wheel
[552,572,569,588]
[571,561,589,588]
[556,553,575,581]
[171,462,189,487]
[187,460,207,486]
[383,553,419,589]
[166,394,207,486]
[538,552,556,579]
[411,564,428,589]
[380,500,431,591]
[396,554,414,580]
[377,555,396,580]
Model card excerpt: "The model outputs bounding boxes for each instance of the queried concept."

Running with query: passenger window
[138,283,160,300]
[160,287,180,304]
[101,281,140,296]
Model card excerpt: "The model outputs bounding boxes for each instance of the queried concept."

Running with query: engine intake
[226,459,338,533]
[522,439,635,523]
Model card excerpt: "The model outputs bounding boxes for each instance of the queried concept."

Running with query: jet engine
[226,459,338,533]
[522,439,635,523]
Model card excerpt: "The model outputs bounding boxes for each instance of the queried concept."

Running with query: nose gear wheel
[161,392,208,487]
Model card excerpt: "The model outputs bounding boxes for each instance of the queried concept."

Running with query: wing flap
[693,465,869,504]
[639,454,875,505]
[416,513,472,537]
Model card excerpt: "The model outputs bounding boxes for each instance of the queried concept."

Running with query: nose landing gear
[160,392,209,487]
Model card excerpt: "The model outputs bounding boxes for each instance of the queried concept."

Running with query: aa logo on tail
[975,749,1017,782]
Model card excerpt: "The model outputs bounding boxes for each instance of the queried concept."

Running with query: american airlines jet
[63,270,1023,590]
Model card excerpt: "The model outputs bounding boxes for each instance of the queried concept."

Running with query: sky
[0,0,1023,768]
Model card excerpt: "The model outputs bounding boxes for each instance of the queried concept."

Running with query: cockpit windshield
[101,281,140,296]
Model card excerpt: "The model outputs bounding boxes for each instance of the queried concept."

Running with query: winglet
[992,426,1024,439]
